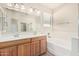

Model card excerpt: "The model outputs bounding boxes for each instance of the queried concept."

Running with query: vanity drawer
[0,38,31,48]
[31,36,46,42]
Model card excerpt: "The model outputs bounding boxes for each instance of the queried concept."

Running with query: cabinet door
[18,43,30,56]
[30,41,40,56]
[0,46,18,56]
[30,42,35,56]
[40,39,47,54]
[35,41,40,56]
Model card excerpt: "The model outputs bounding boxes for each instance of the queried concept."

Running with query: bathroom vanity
[0,35,47,56]
[0,7,47,56]
[0,5,51,56]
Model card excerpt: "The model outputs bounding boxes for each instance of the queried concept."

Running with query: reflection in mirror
[21,22,27,32]
[0,7,7,35]
[28,23,33,32]
[11,19,18,33]
[0,8,3,34]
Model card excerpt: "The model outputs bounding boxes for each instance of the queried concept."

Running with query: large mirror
[0,7,8,35]
[0,7,3,34]
[0,5,38,36]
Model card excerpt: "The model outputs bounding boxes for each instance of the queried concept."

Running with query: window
[43,12,52,28]
[21,23,27,32]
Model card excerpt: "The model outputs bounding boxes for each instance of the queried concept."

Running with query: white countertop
[0,34,46,42]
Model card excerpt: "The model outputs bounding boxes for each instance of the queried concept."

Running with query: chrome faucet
[14,33,20,37]
[47,33,51,38]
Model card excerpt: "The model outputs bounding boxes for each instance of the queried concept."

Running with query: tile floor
[42,51,55,56]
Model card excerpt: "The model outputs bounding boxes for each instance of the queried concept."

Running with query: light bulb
[35,9,41,15]
[29,8,33,13]
[15,4,19,8]
[37,10,40,15]
[21,5,25,9]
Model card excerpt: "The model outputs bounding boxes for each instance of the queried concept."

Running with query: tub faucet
[47,33,51,38]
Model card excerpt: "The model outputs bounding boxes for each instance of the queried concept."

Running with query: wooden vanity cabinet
[18,43,30,56]
[0,36,47,56]
[35,41,40,56]
[30,40,40,56]
[0,46,18,56]
[40,39,47,54]
[40,37,47,54]
[31,36,47,56]
[30,41,36,56]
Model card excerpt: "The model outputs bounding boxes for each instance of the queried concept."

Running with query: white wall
[48,4,78,56]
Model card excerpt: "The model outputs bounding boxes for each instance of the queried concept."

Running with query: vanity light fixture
[29,8,33,13]
[6,3,41,16]
[14,3,19,9]
[37,10,40,14]
[21,5,25,9]
[36,10,41,15]
[33,8,41,16]
[32,8,41,16]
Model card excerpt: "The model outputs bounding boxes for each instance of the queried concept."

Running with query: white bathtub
[47,37,72,56]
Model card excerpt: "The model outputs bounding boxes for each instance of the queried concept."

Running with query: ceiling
[40,3,64,10]
[23,3,65,13]
[0,3,65,13]
[24,3,64,10]
[0,3,64,10]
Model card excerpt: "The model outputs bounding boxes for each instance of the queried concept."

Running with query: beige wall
[52,4,78,50]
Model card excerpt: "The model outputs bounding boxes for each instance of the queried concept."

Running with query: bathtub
[47,37,72,56]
